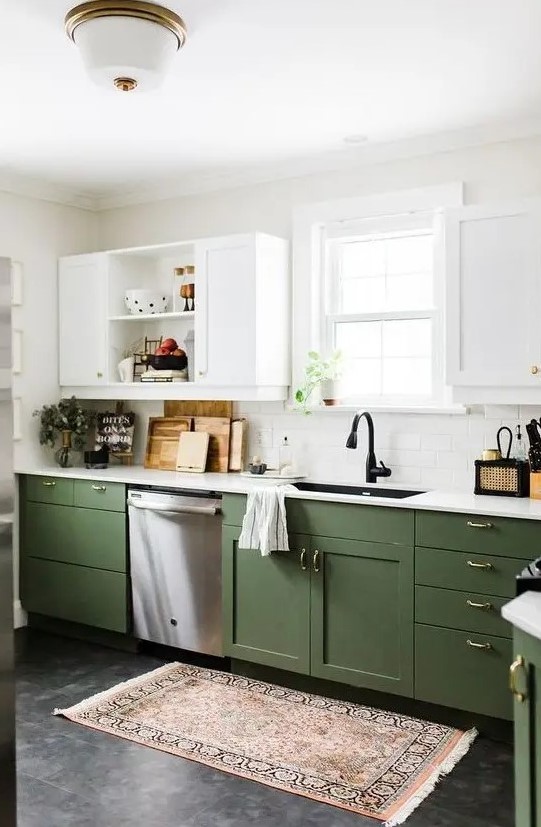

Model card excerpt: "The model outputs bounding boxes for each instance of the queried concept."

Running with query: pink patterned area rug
[54,663,476,825]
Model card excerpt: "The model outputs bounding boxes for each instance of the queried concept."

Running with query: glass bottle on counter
[279,436,294,473]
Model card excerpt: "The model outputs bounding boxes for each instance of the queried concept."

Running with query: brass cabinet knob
[91,485,106,492]
[300,549,307,571]
[466,521,493,529]
[532,366,539,375]
[466,560,493,570]
[313,549,321,573]
[42,481,56,487]
[510,655,528,703]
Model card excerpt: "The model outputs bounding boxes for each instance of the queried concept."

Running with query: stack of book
[140,368,188,383]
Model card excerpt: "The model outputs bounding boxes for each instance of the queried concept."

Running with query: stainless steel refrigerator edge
[0,256,15,824]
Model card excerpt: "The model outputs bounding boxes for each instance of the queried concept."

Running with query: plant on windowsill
[33,396,95,468]
[295,350,343,413]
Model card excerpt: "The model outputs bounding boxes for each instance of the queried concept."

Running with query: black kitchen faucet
[345,411,392,484]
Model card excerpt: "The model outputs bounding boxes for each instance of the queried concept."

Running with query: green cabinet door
[310,536,414,696]
[24,502,126,572]
[512,628,541,827]
[222,526,311,673]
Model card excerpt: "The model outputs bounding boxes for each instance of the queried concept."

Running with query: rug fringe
[53,662,180,718]
[384,727,478,826]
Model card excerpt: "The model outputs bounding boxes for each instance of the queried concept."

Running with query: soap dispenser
[278,436,294,474]
[514,424,528,462]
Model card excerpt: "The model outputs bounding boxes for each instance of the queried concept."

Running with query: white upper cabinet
[58,233,289,400]
[194,234,289,388]
[445,201,541,403]
[59,253,108,387]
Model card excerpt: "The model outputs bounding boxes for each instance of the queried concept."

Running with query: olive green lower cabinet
[20,476,128,633]
[222,495,414,697]
[222,528,311,674]
[506,628,541,827]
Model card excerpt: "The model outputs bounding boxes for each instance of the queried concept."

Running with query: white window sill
[286,403,469,416]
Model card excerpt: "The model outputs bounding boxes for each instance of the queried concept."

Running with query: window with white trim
[321,211,442,404]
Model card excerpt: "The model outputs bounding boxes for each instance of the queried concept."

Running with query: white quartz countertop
[502,592,541,640]
[16,464,541,520]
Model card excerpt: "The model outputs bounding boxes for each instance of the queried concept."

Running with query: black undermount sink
[292,482,424,499]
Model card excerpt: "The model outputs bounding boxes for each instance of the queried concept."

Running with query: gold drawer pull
[42,481,56,487]
[466,638,492,650]
[313,549,321,573]
[510,655,527,703]
[91,485,107,492]
[466,599,493,611]
[466,520,493,529]
[467,560,493,570]
[300,549,307,571]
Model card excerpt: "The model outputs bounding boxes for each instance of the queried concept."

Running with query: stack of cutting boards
[144,401,247,473]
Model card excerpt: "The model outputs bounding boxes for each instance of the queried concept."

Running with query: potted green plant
[33,396,95,468]
[295,350,343,413]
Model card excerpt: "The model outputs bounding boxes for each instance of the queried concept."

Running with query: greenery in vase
[295,350,343,414]
[33,396,95,451]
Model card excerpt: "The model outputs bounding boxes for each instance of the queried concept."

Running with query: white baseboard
[13,599,27,629]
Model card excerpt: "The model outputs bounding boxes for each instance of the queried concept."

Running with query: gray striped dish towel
[238,485,295,556]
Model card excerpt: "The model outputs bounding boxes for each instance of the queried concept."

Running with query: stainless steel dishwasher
[128,487,223,656]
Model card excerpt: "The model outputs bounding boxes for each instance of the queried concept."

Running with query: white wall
[98,136,541,248]
[2,191,98,626]
[3,192,99,470]
[94,136,541,489]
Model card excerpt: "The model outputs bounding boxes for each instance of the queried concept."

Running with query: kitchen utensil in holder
[474,425,530,496]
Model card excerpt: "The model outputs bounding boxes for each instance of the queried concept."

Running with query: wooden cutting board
[176,431,209,473]
[228,418,248,471]
[194,417,231,473]
[164,401,233,419]
[144,417,193,470]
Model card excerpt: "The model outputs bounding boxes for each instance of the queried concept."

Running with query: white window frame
[292,184,464,410]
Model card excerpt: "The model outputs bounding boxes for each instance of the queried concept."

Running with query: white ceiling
[1,0,541,206]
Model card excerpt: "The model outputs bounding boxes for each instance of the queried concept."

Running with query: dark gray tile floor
[16,630,515,827]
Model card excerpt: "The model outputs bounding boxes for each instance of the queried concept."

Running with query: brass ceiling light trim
[114,76,138,91]
[65,1,187,50]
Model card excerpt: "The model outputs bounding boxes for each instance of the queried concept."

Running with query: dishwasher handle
[128,498,220,516]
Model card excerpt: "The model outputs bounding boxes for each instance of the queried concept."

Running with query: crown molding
[2,116,541,213]
[94,116,541,211]
[0,171,98,211]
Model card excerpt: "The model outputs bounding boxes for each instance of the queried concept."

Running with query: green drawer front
[416,511,539,559]
[222,494,414,545]
[23,558,127,633]
[25,502,126,573]
[25,476,73,506]
[415,546,523,598]
[415,585,510,638]
[415,624,512,719]
[73,480,126,512]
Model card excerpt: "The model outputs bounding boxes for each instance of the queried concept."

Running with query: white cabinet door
[59,253,108,386]
[445,202,541,389]
[194,236,256,386]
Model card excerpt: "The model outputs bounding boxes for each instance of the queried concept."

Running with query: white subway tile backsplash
[435,451,468,470]
[421,434,453,451]
[231,402,530,491]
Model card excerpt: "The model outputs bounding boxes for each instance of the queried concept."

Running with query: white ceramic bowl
[125,289,169,315]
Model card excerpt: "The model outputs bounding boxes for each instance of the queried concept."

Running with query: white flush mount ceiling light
[65,1,187,91]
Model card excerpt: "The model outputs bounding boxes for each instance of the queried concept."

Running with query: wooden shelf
[108,311,195,322]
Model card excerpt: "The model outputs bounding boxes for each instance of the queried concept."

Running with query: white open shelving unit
[59,233,291,401]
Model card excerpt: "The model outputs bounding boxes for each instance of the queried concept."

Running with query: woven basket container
[474,459,530,497]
